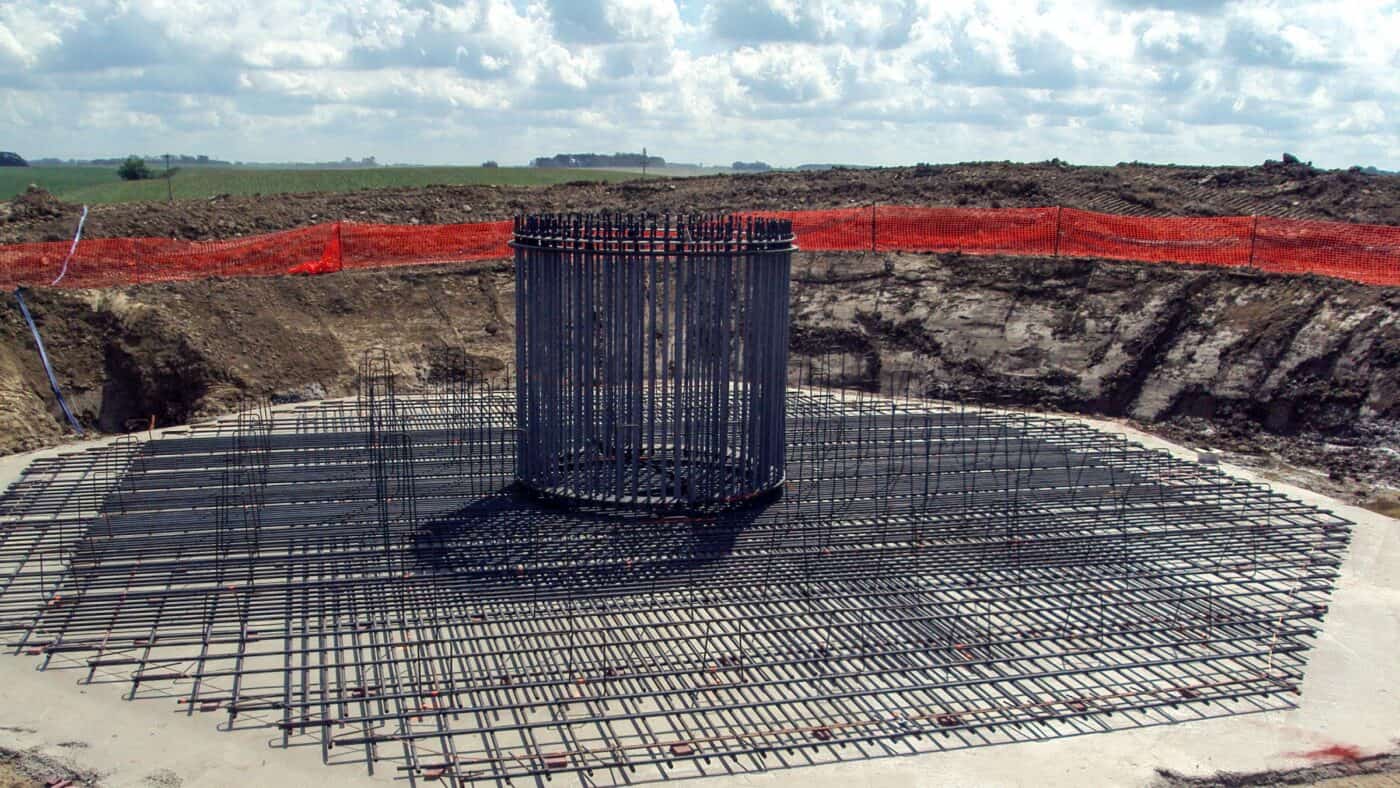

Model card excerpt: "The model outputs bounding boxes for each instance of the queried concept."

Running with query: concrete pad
[0,426,385,788]
[717,415,1398,788]
[0,410,1395,787]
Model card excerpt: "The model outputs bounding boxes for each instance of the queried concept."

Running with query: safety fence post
[871,204,877,252]
[329,221,344,273]
[1053,206,1063,257]
[1248,215,1259,268]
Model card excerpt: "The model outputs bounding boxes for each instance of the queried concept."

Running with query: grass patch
[1,165,656,204]
[0,165,122,199]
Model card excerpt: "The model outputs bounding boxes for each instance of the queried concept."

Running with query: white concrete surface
[707,415,1400,787]
[0,429,384,787]
[0,412,1394,787]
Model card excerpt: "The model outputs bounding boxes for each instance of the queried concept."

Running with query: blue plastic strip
[13,288,85,436]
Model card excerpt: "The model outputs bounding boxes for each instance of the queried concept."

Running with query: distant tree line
[34,154,233,167]
[0,152,27,167]
[795,163,875,171]
[532,152,666,168]
[28,155,393,169]
[259,156,378,169]
[730,161,771,172]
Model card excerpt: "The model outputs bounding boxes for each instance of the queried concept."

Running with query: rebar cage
[513,213,795,511]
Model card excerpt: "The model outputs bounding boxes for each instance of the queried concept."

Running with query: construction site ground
[0,163,1396,784]
[0,410,1395,787]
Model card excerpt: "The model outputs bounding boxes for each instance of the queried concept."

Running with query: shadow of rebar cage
[0,348,1351,786]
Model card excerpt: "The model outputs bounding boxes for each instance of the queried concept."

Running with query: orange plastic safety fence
[743,206,1059,254]
[1057,208,1254,267]
[340,220,511,270]
[1252,216,1400,286]
[875,206,1058,255]
[738,207,873,250]
[0,208,1396,290]
[0,226,334,289]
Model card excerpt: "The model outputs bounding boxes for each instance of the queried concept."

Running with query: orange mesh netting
[2,226,334,288]
[1056,208,1254,267]
[1,208,1396,289]
[874,206,1059,255]
[340,220,512,270]
[1251,216,1400,286]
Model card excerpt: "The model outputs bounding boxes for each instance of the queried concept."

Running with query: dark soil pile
[0,185,70,228]
[3,161,1398,244]
[2,251,1395,511]
[1154,745,1400,786]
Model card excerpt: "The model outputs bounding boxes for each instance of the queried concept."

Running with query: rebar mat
[0,382,1351,786]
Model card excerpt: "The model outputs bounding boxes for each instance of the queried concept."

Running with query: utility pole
[642,147,647,179]
[164,154,172,203]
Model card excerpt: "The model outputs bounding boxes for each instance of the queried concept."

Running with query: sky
[0,0,1396,169]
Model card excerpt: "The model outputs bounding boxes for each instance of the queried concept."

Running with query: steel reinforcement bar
[0,364,1351,786]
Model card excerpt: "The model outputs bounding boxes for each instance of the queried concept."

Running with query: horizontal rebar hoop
[513,213,795,511]
[512,213,797,255]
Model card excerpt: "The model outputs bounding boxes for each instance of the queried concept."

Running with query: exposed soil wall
[0,262,514,450]
[789,253,1399,506]
[791,253,1397,433]
[2,252,1395,504]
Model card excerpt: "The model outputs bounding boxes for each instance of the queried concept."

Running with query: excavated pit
[2,252,1395,511]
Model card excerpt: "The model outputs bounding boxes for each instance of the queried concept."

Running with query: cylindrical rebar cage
[513,213,794,511]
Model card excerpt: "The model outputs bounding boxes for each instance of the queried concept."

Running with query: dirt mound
[4,162,1398,244]
[0,184,70,228]
[2,251,1395,508]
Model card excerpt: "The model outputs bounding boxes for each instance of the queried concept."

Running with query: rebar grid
[0,357,1350,787]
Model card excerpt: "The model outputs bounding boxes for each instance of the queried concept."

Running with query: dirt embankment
[794,253,1398,429]
[3,160,1398,244]
[0,262,515,450]
[791,253,1399,507]
[2,251,1395,508]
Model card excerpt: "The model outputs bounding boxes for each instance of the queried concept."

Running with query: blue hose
[13,288,85,436]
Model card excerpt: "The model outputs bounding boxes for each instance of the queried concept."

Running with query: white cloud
[0,0,1394,169]
[729,45,843,104]
[706,0,917,48]
[547,0,683,44]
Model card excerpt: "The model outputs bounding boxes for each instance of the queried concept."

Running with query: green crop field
[0,165,124,199]
[0,165,656,204]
